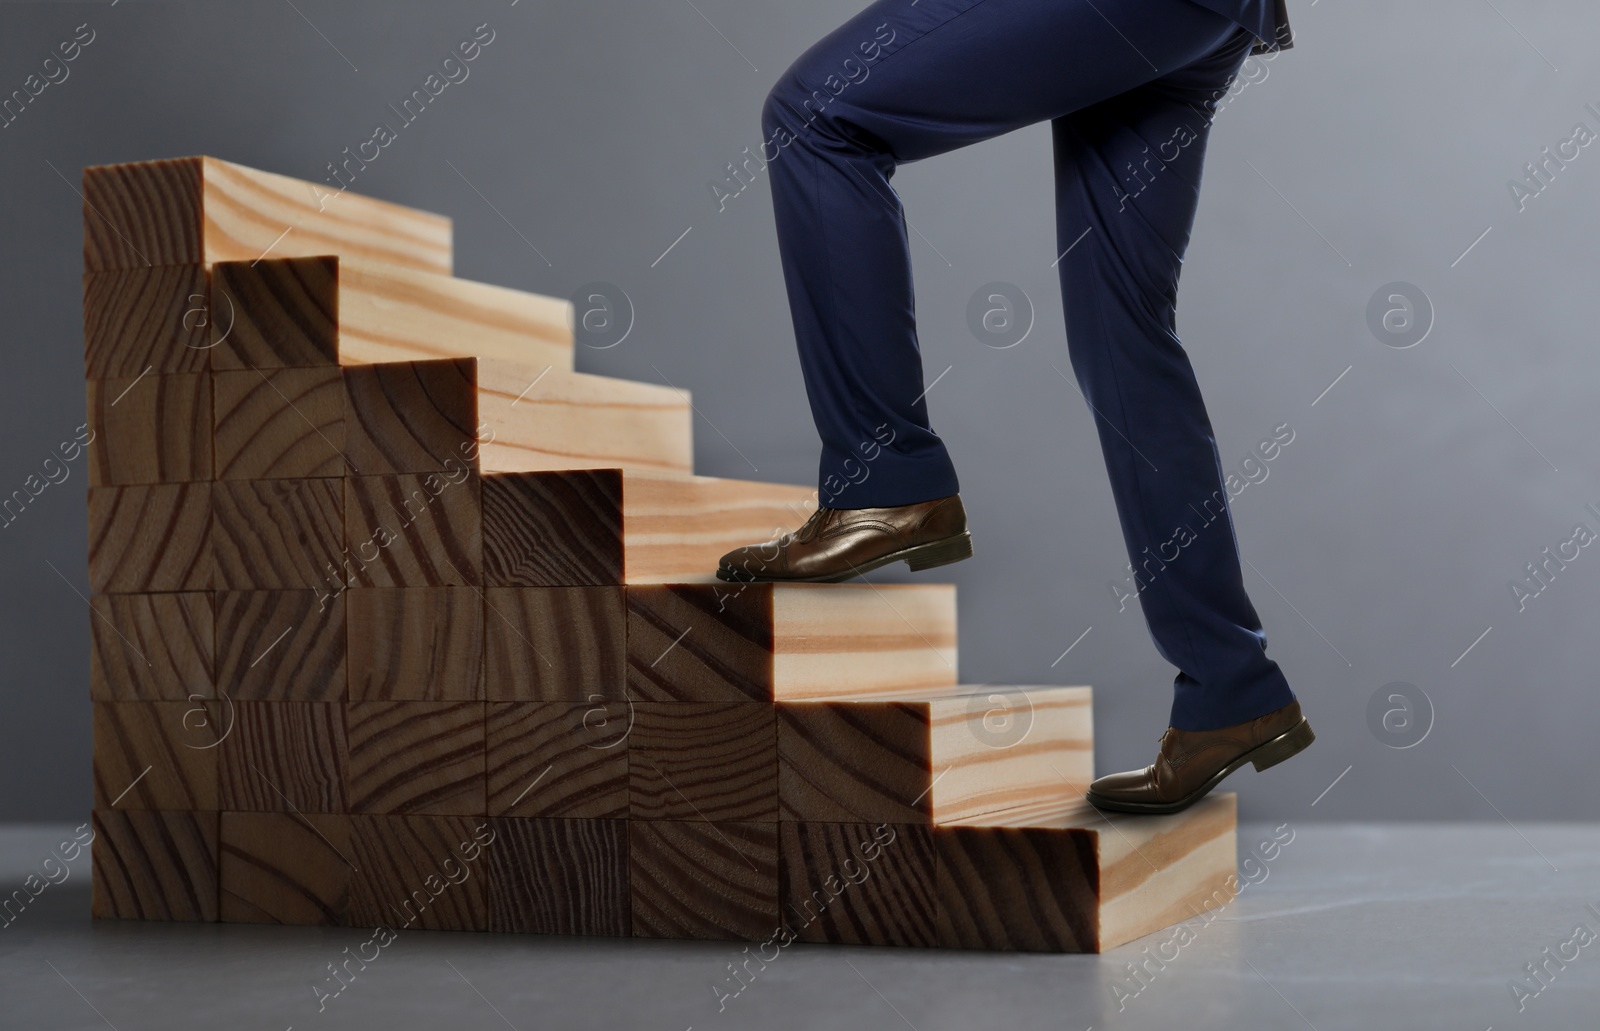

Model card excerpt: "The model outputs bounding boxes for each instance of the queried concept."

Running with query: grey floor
[2,822,1596,1031]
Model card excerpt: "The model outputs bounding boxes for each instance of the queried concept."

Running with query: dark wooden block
[777,703,931,823]
[934,825,1098,952]
[630,820,778,941]
[630,702,777,822]
[214,590,345,701]
[212,477,343,589]
[87,483,212,593]
[482,587,625,701]
[86,372,211,485]
[219,702,347,813]
[347,588,483,701]
[89,592,213,701]
[486,702,629,818]
[346,701,485,816]
[349,815,493,931]
[486,817,629,936]
[83,263,211,378]
[481,470,621,586]
[210,256,339,369]
[92,701,220,810]
[91,808,219,921]
[213,366,346,479]
[778,822,935,947]
[626,584,774,701]
[345,473,481,586]
[343,359,478,475]
[219,812,355,925]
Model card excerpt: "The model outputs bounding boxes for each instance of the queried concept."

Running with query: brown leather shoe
[1085,699,1313,815]
[715,493,973,583]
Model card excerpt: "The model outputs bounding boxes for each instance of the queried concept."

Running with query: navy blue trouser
[760,0,1295,730]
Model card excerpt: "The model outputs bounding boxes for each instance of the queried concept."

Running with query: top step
[82,155,452,274]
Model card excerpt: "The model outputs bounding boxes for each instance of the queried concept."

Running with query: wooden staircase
[83,155,1237,952]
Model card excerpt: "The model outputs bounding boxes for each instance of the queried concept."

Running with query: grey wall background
[2,0,1597,824]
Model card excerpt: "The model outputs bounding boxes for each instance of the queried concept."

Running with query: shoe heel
[905,531,974,572]
[1250,719,1315,772]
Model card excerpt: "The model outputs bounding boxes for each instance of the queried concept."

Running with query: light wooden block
[630,820,779,941]
[778,821,934,947]
[89,592,213,701]
[486,701,630,819]
[486,817,629,936]
[347,587,483,701]
[87,482,211,593]
[86,373,211,485]
[482,587,625,701]
[345,701,485,816]
[345,473,481,587]
[83,264,210,378]
[214,590,345,701]
[91,809,218,922]
[92,701,219,810]
[212,477,344,589]
[213,366,346,479]
[218,702,347,813]
[219,812,353,925]
[349,815,491,932]
[630,702,777,822]
[83,155,452,274]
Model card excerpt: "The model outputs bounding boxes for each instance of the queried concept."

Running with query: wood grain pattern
[482,587,626,701]
[83,156,452,275]
[349,815,491,932]
[770,583,957,700]
[630,702,777,822]
[343,358,477,476]
[345,473,481,586]
[630,820,778,941]
[214,590,346,701]
[213,366,346,479]
[92,701,219,810]
[346,701,485,816]
[481,470,622,586]
[212,477,343,589]
[777,702,930,824]
[91,808,218,921]
[625,584,773,702]
[486,701,629,818]
[83,263,210,378]
[347,587,483,701]
[218,702,347,813]
[87,482,211,593]
[486,817,629,936]
[86,373,211,486]
[778,822,934,946]
[210,255,339,369]
[89,592,213,701]
[620,471,817,583]
[219,811,354,925]
[934,823,1098,952]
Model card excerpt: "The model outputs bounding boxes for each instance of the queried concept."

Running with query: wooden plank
[777,822,934,946]
[630,702,777,822]
[630,820,778,941]
[624,583,773,702]
[210,255,339,368]
[85,372,211,486]
[83,155,452,275]
[83,264,210,378]
[486,817,629,936]
[486,701,629,819]
[218,701,347,813]
[219,812,354,925]
[345,473,481,587]
[349,814,492,932]
[92,701,219,810]
[619,470,816,583]
[481,469,621,586]
[482,587,626,702]
[91,809,218,921]
[347,587,483,701]
[87,482,211,593]
[343,359,477,476]
[214,590,346,701]
[212,477,344,589]
[213,366,347,479]
[346,701,485,816]
[89,592,213,701]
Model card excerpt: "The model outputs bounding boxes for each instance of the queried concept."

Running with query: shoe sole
[715,530,974,584]
[1084,717,1316,816]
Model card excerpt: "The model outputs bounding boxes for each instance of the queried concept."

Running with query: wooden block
[213,366,346,479]
[219,811,354,925]
[481,469,621,586]
[87,482,211,593]
[91,809,218,921]
[621,470,816,583]
[212,477,343,589]
[89,592,213,701]
[92,701,220,810]
[211,255,339,368]
[482,587,624,701]
[218,702,346,813]
[83,264,210,378]
[345,473,482,586]
[630,702,777,822]
[85,373,211,485]
[486,817,629,936]
[778,822,934,947]
[349,815,492,932]
[347,588,483,701]
[630,820,778,941]
[486,701,629,818]
[343,359,477,476]
[625,584,773,702]
[83,155,452,274]
[214,590,345,701]
[934,794,1238,953]
[346,701,485,816]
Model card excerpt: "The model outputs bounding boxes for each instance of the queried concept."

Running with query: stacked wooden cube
[84,155,1238,952]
